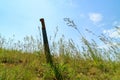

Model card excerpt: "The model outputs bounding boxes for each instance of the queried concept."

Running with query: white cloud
[89,13,103,24]
[103,28,120,38]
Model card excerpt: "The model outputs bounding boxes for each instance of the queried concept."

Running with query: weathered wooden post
[40,18,53,64]
[40,18,63,80]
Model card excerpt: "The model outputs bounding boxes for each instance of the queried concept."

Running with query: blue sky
[0,0,120,46]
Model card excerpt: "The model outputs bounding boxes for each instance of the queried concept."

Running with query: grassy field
[0,26,120,80]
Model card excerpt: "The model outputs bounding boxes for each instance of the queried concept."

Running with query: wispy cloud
[89,13,103,24]
[103,28,120,38]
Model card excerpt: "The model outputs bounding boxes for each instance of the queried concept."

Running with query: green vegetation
[0,25,120,80]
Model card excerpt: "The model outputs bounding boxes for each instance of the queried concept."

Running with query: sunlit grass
[0,21,120,79]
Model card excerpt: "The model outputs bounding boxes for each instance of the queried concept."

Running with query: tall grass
[0,19,120,79]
